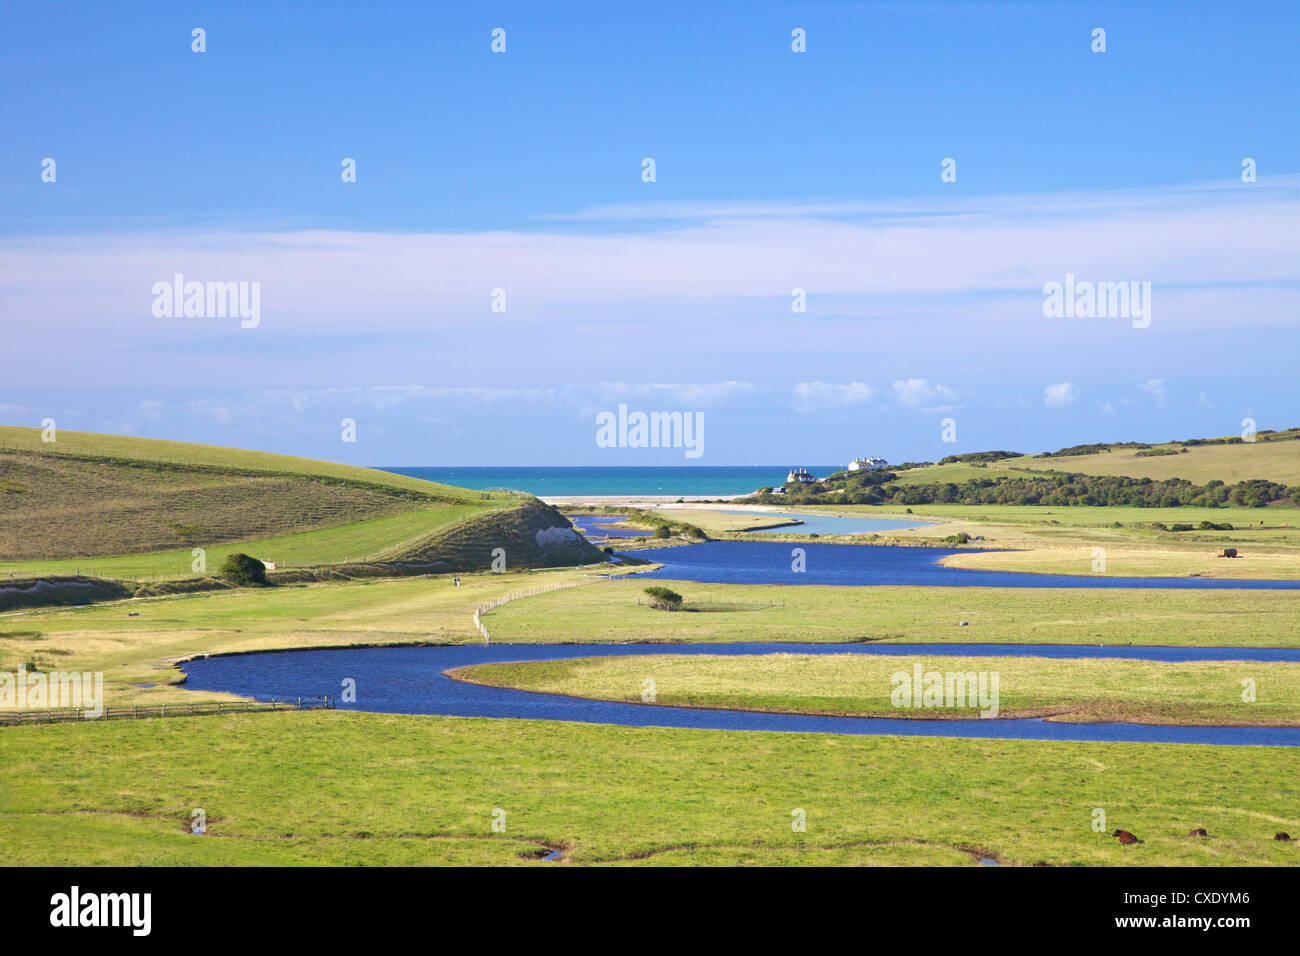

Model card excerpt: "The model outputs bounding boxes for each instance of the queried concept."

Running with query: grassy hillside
[1015,433,1300,485]
[0,426,495,500]
[0,505,491,581]
[0,428,603,592]
[0,449,451,560]
[892,428,1300,487]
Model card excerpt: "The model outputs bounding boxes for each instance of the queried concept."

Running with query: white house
[787,468,816,483]
[847,456,889,471]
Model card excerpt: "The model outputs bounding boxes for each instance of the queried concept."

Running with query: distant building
[787,468,816,483]
[847,456,889,471]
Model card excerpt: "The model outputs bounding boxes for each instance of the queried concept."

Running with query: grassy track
[2,712,1296,866]
[452,653,1300,725]
[0,567,624,705]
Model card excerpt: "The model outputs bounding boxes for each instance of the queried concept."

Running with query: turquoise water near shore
[380,466,842,496]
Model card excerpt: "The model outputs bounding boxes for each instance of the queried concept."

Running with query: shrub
[652,525,671,539]
[220,553,268,586]
[643,586,682,610]
[1169,523,1194,532]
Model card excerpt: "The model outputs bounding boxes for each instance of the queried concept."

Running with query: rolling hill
[888,428,1300,488]
[0,428,604,597]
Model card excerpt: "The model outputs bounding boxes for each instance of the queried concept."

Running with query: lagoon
[706,509,934,535]
[630,540,1300,590]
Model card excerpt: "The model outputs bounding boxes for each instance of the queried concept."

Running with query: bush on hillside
[221,552,268,586]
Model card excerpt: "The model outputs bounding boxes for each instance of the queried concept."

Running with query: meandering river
[181,642,1300,747]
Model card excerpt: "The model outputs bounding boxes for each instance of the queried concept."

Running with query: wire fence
[0,696,333,726]
[473,575,614,642]
[634,596,785,608]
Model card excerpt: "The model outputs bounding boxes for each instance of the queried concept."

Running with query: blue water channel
[181,642,1300,747]
[630,540,1300,590]
[566,510,932,539]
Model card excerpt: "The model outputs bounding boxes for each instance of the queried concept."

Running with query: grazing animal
[1188,828,1208,838]
[1113,829,1143,845]
[1275,832,1292,841]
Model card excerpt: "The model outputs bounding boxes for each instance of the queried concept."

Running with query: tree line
[754,471,1297,509]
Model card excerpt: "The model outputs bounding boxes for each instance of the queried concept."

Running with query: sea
[379,466,843,497]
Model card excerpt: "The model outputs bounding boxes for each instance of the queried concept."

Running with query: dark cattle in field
[1187,828,1208,837]
[1113,829,1142,845]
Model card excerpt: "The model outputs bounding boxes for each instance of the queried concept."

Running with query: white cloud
[1097,401,1116,415]
[892,378,957,410]
[4,177,1299,392]
[1140,378,1168,406]
[592,382,757,406]
[792,381,875,412]
[1196,391,1214,408]
[1044,382,1080,407]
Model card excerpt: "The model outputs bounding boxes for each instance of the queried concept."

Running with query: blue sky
[1,1,1297,466]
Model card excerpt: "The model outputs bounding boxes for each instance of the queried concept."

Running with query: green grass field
[2,712,1296,865]
[453,653,1300,725]
[483,577,1300,648]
